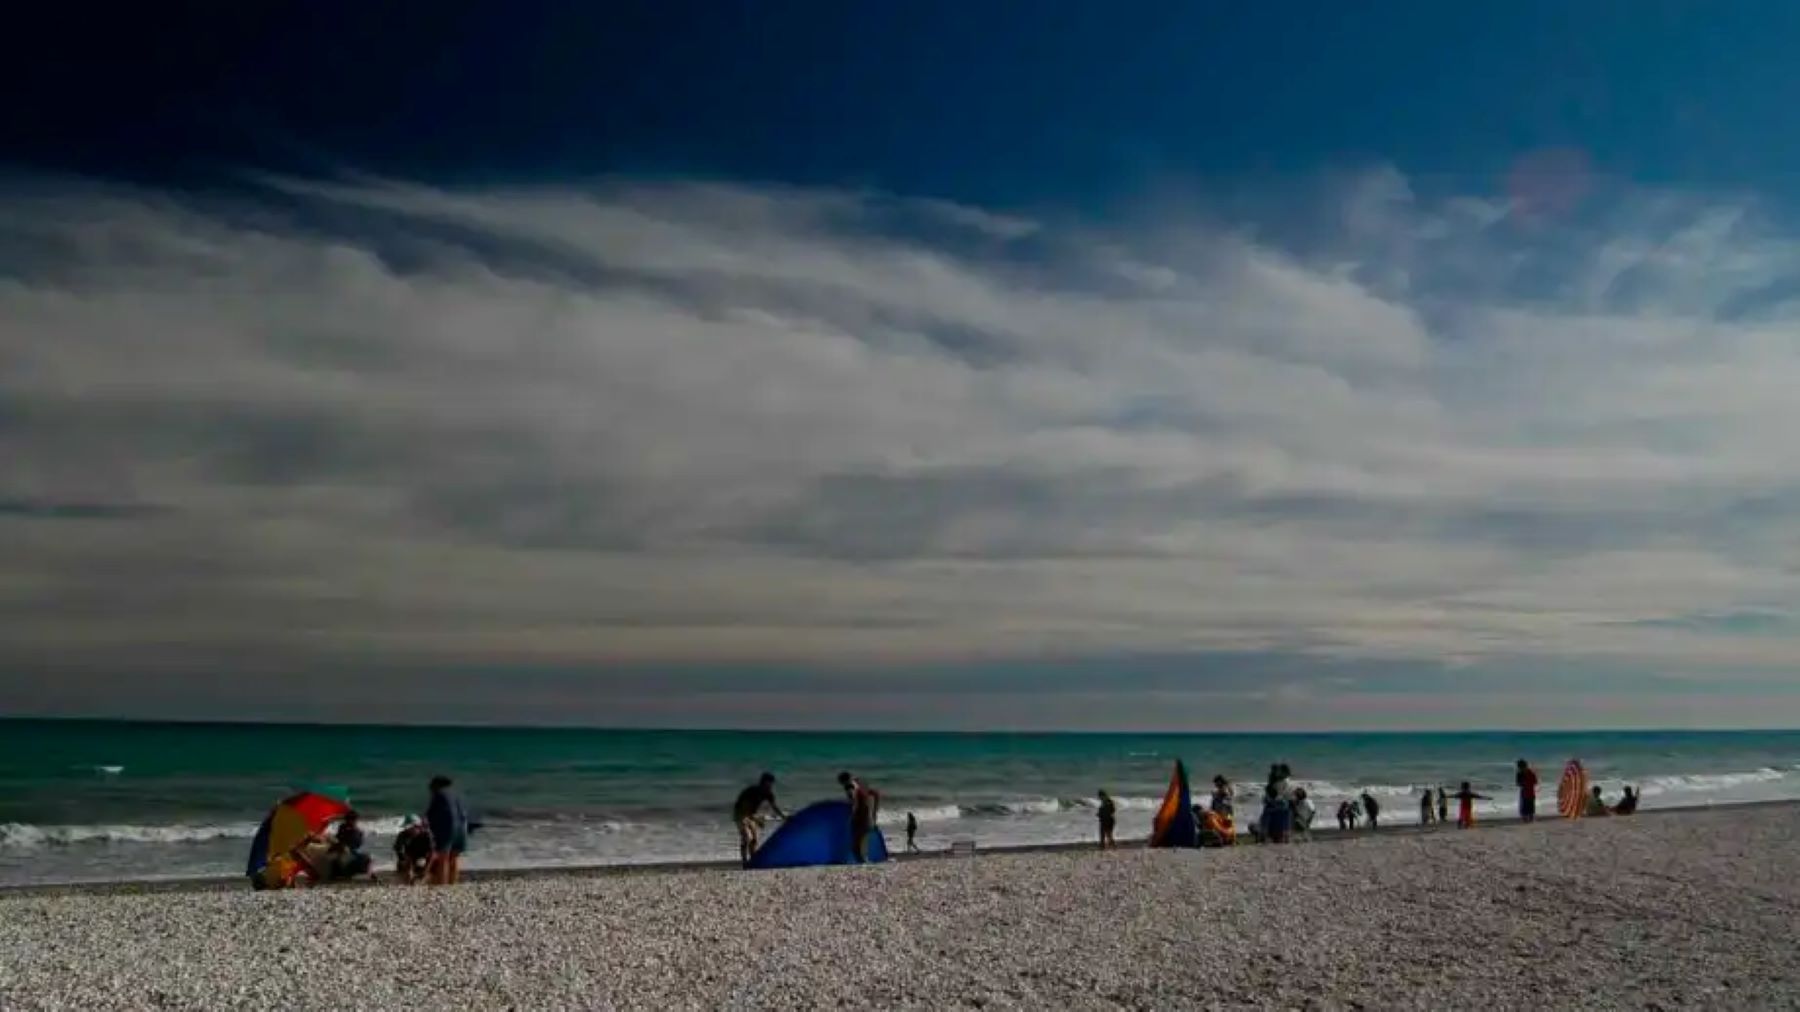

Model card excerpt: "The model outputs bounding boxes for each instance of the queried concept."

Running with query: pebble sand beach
[3,805,1797,1009]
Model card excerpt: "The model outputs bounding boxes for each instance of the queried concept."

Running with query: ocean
[3,720,1798,887]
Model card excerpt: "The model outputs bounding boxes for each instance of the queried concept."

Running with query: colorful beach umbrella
[246,790,352,887]
[1150,760,1199,847]
[1556,760,1588,820]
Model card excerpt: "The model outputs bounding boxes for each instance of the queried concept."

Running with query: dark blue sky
[11,1,1800,206]
[9,3,1800,728]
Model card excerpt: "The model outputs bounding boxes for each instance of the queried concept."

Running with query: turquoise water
[3,720,1799,886]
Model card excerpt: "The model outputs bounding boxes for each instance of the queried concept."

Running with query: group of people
[731,770,890,867]
[1094,758,1646,849]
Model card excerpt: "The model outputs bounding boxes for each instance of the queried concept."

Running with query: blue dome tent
[747,799,889,869]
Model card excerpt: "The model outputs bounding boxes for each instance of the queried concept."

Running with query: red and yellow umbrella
[246,788,351,889]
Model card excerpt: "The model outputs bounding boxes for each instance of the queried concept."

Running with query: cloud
[2,169,1799,723]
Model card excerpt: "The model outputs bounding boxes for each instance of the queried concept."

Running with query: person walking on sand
[1096,789,1117,850]
[1515,760,1539,823]
[1360,790,1381,830]
[733,772,787,867]
[905,812,920,854]
[1436,786,1449,824]
[838,771,881,863]
[1419,787,1435,826]
[1451,781,1489,828]
[425,774,469,885]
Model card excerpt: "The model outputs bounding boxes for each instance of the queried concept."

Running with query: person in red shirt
[1515,760,1540,823]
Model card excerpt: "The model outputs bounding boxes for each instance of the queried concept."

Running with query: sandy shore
[3,804,1796,1009]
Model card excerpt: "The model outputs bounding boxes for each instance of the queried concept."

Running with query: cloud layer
[3,169,1799,722]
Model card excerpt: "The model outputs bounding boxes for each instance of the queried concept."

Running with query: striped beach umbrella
[1556,759,1588,819]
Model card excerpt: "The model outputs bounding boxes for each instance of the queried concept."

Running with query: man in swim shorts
[732,772,786,867]
[839,771,881,862]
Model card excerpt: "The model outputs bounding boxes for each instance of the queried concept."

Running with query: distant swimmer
[905,812,920,854]
[1096,789,1117,850]
[838,771,881,863]
[1359,790,1381,831]
[1515,760,1540,823]
[1451,782,1489,828]
[733,772,787,868]
[1613,786,1639,815]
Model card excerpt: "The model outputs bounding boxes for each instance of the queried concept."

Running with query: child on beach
[1097,790,1117,849]
[1359,791,1381,830]
[1335,800,1352,831]
[1586,785,1613,818]
[1291,788,1315,841]
[1210,775,1233,816]
[1436,787,1448,824]
[1419,788,1434,826]
[1614,786,1639,815]
[905,812,920,854]
[1451,782,1489,828]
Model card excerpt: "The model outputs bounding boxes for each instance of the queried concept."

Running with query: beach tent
[1557,760,1588,820]
[246,788,351,889]
[1150,760,1199,848]
[747,799,888,869]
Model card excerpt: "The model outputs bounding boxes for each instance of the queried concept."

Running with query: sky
[4,2,1800,729]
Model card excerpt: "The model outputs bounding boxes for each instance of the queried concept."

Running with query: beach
[3,804,1796,1009]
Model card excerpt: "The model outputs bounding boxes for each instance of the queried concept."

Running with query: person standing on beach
[1419,788,1434,826]
[1451,781,1489,828]
[425,775,469,885]
[905,812,920,854]
[733,772,786,867]
[1436,786,1449,824]
[1515,760,1539,822]
[838,771,881,862]
[1096,790,1117,849]
[1359,790,1381,830]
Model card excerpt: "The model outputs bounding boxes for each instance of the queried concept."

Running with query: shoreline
[6,803,1797,1007]
[8,795,1796,898]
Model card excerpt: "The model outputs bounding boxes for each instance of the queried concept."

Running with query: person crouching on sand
[1291,788,1315,841]
[839,771,881,862]
[1586,785,1613,818]
[1096,790,1117,849]
[392,815,432,884]
[733,772,786,867]
[1451,782,1489,828]
[1613,786,1639,815]
[1336,800,1353,831]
